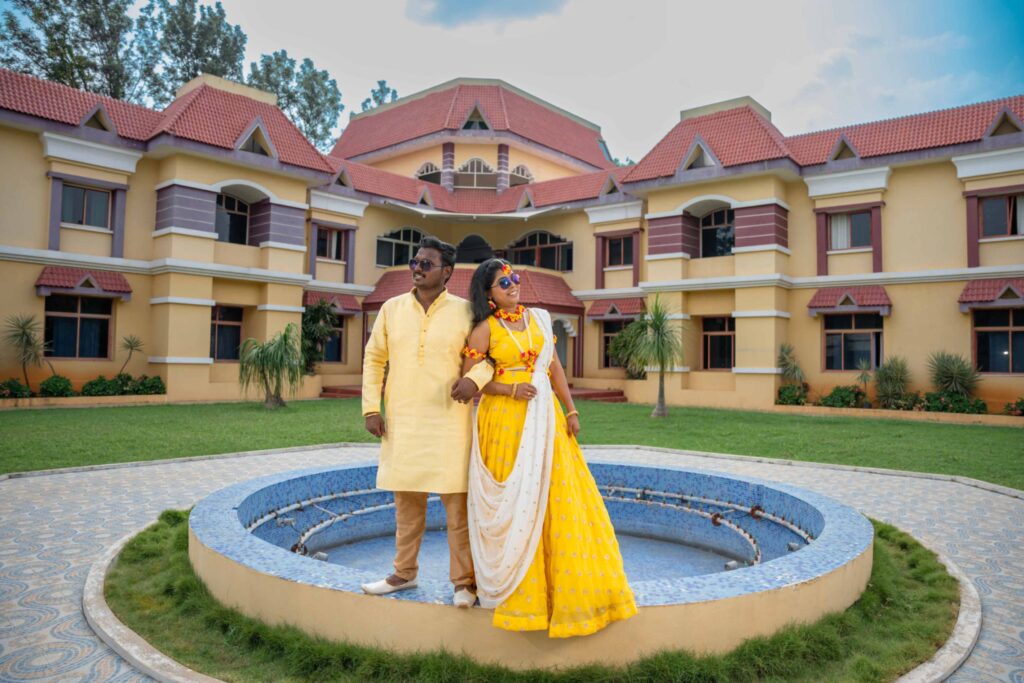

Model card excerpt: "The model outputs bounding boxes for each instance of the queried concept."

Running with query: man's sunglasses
[408,258,444,272]
[491,273,521,290]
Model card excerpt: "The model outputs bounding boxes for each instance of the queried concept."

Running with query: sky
[6,0,1024,161]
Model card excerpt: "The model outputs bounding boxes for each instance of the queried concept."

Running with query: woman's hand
[566,414,581,437]
[513,382,537,401]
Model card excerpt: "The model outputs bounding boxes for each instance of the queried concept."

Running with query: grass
[1,399,1022,490]
[106,511,959,683]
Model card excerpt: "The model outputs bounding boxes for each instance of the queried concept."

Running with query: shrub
[776,383,808,405]
[875,356,912,409]
[777,343,805,385]
[887,390,923,411]
[923,391,987,414]
[114,372,135,394]
[81,375,121,397]
[0,377,32,398]
[819,385,865,408]
[927,351,979,397]
[39,374,74,397]
[133,375,166,395]
[1004,398,1024,417]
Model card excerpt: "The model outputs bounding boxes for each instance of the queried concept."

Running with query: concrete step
[321,385,361,398]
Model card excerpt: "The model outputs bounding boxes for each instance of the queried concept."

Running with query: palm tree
[118,335,144,375]
[239,323,303,408]
[300,299,339,374]
[3,314,49,390]
[609,296,683,418]
[776,343,805,385]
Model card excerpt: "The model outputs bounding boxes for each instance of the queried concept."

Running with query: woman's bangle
[565,410,579,418]
[511,383,518,399]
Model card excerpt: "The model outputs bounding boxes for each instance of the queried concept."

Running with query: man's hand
[365,414,385,438]
[450,377,478,403]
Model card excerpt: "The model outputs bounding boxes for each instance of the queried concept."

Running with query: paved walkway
[0,445,1021,682]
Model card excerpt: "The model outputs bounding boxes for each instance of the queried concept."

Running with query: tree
[300,299,339,373]
[248,50,344,151]
[238,323,303,408]
[135,0,246,107]
[118,334,144,375]
[3,314,49,390]
[352,79,398,119]
[0,0,143,101]
[607,296,683,418]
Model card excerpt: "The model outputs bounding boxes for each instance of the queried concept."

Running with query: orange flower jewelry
[494,304,525,323]
[461,346,486,361]
[499,261,513,276]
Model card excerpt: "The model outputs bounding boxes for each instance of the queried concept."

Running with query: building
[0,70,1022,408]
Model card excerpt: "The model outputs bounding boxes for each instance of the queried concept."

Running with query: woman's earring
[488,299,496,310]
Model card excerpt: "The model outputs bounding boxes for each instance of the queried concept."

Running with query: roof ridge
[498,85,509,129]
[443,84,461,128]
[744,105,793,158]
[151,84,206,137]
[785,92,1024,140]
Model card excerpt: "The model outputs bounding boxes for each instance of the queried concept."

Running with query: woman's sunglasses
[491,273,521,290]
[408,258,443,272]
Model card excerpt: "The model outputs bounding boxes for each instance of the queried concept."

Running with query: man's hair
[419,236,456,269]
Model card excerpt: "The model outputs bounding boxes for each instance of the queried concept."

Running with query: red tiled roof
[303,290,361,313]
[957,279,1024,304]
[0,69,331,173]
[807,286,891,308]
[331,82,615,170]
[625,106,791,182]
[362,267,582,313]
[785,96,1024,166]
[587,297,645,318]
[34,266,132,292]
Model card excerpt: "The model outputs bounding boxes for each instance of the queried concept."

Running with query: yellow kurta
[477,314,638,637]
[362,289,493,494]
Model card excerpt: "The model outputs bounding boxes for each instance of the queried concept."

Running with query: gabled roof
[0,69,331,173]
[35,265,132,293]
[362,267,583,313]
[957,278,1024,304]
[330,80,615,170]
[808,286,892,308]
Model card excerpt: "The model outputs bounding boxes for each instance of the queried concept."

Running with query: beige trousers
[392,491,475,589]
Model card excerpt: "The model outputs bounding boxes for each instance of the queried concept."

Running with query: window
[44,295,112,359]
[980,195,1024,237]
[454,158,497,189]
[416,162,442,184]
[510,164,533,187]
[602,320,626,368]
[462,109,489,130]
[215,194,249,245]
[974,309,1023,373]
[606,236,633,267]
[61,185,111,228]
[508,231,573,272]
[376,227,424,267]
[323,317,346,363]
[829,211,872,250]
[239,132,270,156]
[210,306,243,361]
[316,228,345,261]
[823,313,883,371]
[702,317,735,370]
[700,208,734,258]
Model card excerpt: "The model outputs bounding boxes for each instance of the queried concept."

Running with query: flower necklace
[498,309,540,373]
[494,304,526,323]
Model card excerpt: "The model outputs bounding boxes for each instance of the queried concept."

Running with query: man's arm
[361,304,388,418]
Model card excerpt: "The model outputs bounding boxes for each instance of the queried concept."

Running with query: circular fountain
[188,461,873,670]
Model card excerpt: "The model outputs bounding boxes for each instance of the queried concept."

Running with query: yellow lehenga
[476,313,638,638]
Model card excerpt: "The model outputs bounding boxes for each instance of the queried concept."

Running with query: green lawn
[1,399,1021,489]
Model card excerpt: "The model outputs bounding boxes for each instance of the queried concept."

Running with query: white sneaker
[453,587,477,609]
[361,576,417,595]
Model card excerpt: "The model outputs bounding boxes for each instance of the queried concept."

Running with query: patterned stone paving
[0,445,1021,682]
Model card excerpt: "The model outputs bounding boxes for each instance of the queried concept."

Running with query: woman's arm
[462,322,513,397]
[548,352,580,436]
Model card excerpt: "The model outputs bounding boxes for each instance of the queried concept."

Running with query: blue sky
[3,0,1022,160]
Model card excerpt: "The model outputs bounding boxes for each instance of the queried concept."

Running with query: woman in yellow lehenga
[462,258,637,638]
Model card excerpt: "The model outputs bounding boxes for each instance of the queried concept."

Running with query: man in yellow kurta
[360,237,492,608]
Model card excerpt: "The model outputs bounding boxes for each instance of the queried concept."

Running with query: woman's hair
[469,258,511,324]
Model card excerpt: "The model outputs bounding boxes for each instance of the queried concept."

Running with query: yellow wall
[369,147,443,178]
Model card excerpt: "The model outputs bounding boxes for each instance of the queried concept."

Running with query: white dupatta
[467,307,556,608]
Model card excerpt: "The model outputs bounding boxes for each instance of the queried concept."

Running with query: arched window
[454,158,497,189]
[699,208,734,258]
[376,227,425,267]
[509,164,533,187]
[416,162,441,184]
[215,193,249,245]
[455,234,494,263]
[507,231,572,272]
